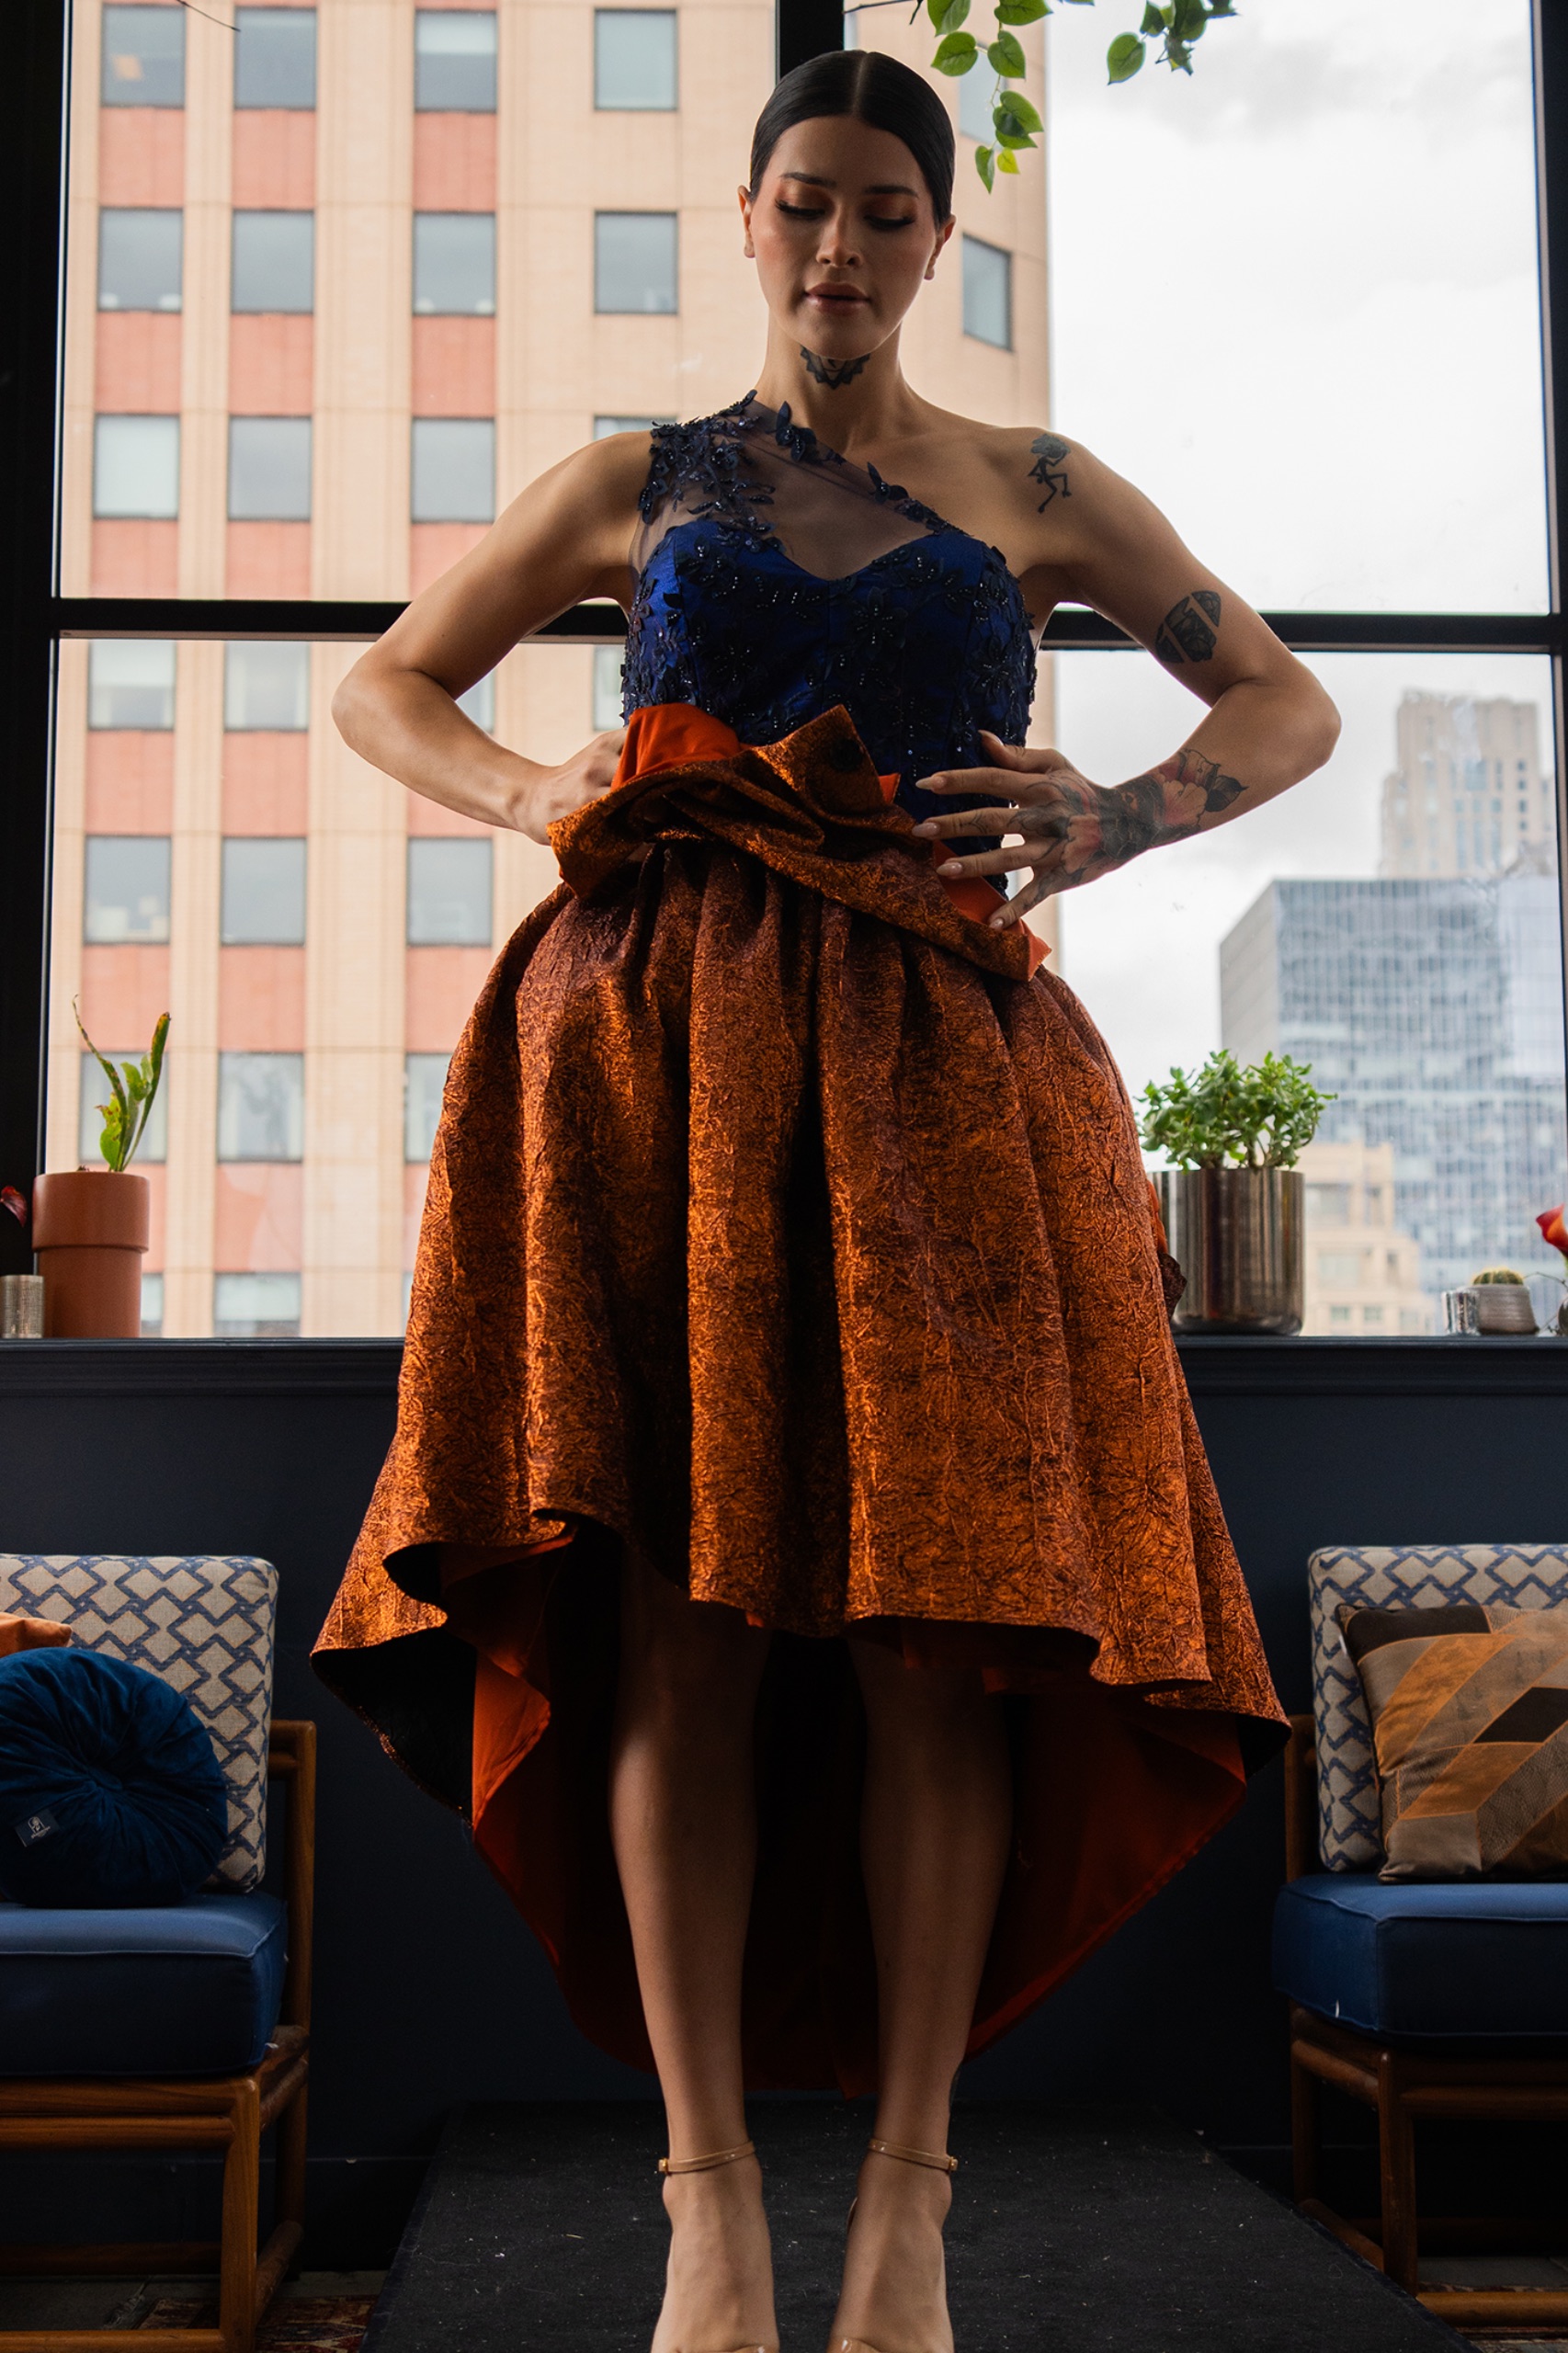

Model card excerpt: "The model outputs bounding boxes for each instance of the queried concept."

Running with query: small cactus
[1471,1267,1527,1285]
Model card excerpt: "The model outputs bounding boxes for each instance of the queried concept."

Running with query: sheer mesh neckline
[632,393,1006,588]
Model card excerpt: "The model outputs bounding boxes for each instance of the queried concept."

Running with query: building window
[84,836,171,944]
[592,644,624,731]
[88,640,175,730]
[232,212,314,313]
[222,839,307,945]
[595,11,677,110]
[94,415,179,518]
[81,1051,169,1166]
[224,642,312,731]
[214,1272,301,1336]
[595,212,678,314]
[218,1052,305,1162]
[413,213,496,316]
[98,209,182,312]
[958,68,991,142]
[961,234,1011,349]
[458,674,495,732]
[140,1273,165,1336]
[404,1052,452,1161]
[101,5,185,107]
[594,414,676,438]
[228,417,312,521]
[415,10,497,110]
[233,7,316,109]
[407,838,493,945]
[411,418,494,523]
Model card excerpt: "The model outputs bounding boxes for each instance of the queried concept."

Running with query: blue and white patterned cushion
[0,1556,276,1893]
[1310,1545,1568,1871]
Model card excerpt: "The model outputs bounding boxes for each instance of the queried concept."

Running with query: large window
[595,213,679,313]
[99,210,182,313]
[415,10,497,110]
[100,6,184,106]
[232,214,315,315]
[595,11,678,110]
[233,8,317,110]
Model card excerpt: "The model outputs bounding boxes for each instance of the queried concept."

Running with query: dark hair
[749,50,956,225]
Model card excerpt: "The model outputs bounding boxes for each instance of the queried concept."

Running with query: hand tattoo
[1028,432,1071,509]
[800,347,869,390]
[1154,588,1221,665]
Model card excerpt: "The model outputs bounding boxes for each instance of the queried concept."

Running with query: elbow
[331,658,370,754]
[1307,679,1342,774]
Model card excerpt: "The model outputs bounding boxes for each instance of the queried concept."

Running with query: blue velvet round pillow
[0,1646,228,1907]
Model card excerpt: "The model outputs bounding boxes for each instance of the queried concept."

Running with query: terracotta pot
[31,1170,150,1338]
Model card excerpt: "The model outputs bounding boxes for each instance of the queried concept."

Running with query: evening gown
[313,396,1287,2093]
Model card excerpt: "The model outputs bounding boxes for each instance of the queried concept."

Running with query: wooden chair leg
[1376,2052,1419,2292]
[275,2079,309,2243]
[1290,2046,1319,2204]
[220,2077,262,2353]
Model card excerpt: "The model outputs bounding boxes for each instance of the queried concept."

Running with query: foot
[827,2150,953,2353]
[653,2151,778,2353]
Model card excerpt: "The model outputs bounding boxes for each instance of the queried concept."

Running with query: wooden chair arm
[1283,1712,1316,1882]
[267,1721,316,2033]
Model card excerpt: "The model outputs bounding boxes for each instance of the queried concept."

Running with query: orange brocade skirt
[312,701,1287,2094]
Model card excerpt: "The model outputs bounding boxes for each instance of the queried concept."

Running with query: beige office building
[1298,1140,1429,1336]
[47,0,1053,1336]
[1380,690,1554,880]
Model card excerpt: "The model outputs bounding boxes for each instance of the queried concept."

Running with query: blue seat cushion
[0,1893,287,2075]
[1274,1873,1568,2042]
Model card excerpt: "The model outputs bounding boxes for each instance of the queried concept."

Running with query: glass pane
[413,213,496,315]
[1046,0,1548,611]
[229,417,312,520]
[1055,651,1566,1328]
[415,10,497,111]
[101,6,184,107]
[232,212,314,313]
[411,418,494,522]
[960,235,1010,351]
[99,209,182,311]
[234,10,317,110]
[595,11,678,110]
[49,638,575,1336]
[594,212,678,314]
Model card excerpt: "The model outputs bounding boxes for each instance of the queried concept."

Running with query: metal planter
[1157,1165,1304,1336]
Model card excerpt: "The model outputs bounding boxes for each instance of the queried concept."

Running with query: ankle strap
[868,2136,959,2174]
[657,2138,756,2176]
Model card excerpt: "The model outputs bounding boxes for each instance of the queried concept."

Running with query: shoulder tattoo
[1028,432,1071,510]
[1154,587,1221,665]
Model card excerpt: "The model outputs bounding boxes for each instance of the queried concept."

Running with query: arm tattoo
[1005,745,1247,895]
[800,347,869,391]
[1153,587,1221,665]
[1028,432,1071,509]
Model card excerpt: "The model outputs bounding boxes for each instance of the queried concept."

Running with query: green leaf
[932,29,980,72]
[933,0,971,34]
[1164,34,1193,71]
[986,30,1027,75]
[995,144,1019,172]
[974,142,996,190]
[1140,1,1165,28]
[994,85,1041,130]
[1170,0,1207,38]
[994,124,1036,147]
[994,0,1048,21]
[926,0,949,30]
[1207,0,1237,13]
[1107,29,1145,79]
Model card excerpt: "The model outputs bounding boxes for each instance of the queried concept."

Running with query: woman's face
[740,116,952,367]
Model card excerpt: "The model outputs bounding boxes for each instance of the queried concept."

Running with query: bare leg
[609,1555,778,2353]
[828,1640,1013,2353]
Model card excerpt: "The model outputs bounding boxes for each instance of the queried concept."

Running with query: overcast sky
[1040,0,1551,1102]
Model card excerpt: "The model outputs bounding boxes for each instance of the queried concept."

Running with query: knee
[852,1645,998,1753]
[620,1575,765,1729]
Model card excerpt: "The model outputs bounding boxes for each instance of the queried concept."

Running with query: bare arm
[331,430,652,842]
[916,435,1341,922]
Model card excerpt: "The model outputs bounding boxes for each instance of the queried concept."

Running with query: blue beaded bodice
[622,395,1035,834]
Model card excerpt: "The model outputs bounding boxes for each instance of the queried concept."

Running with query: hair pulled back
[748,50,956,226]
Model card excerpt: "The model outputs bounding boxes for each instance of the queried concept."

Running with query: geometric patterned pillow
[1343,1602,1568,1880]
[0,1555,277,1892]
[1310,1546,1568,1872]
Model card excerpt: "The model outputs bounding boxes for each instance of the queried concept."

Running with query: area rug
[361,2101,1468,2352]
[141,2296,376,2347]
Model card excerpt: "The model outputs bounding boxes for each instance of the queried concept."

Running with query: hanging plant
[926,0,1239,189]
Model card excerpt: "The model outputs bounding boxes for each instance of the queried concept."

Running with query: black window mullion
[1533,0,1568,1066]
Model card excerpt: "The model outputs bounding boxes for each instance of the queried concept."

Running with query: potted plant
[31,1009,168,1338]
[1139,1050,1335,1336]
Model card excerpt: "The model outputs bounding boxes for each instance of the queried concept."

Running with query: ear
[924,213,957,282]
[738,183,756,259]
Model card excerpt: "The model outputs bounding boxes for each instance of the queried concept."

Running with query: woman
[314,48,1336,2353]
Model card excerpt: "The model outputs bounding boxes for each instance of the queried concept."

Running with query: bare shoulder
[515,426,656,529]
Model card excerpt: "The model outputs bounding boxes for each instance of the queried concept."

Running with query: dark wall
[2,1335,1565,2253]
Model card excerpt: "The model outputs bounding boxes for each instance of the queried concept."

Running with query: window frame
[1,0,1566,1311]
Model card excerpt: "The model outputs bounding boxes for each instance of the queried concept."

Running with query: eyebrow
[778,171,920,198]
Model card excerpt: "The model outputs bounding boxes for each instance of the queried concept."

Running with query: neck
[751,322,920,456]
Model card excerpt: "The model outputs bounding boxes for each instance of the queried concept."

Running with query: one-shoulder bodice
[621,395,1035,833]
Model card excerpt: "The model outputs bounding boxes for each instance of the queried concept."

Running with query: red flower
[1537,1205,1568,1259]
[0,1186,26,1227]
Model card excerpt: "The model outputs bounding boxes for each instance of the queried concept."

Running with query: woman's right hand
[514,728,627,845]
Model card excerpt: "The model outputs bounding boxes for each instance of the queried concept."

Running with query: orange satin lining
[609,703,1049,980]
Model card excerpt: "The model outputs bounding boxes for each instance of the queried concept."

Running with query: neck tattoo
[800,347,869,391]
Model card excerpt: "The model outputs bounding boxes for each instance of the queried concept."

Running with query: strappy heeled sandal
[655,2138,775,2353]
[832,2137,960,2353]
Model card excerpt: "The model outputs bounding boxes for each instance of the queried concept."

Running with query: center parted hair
[749,51,956,227]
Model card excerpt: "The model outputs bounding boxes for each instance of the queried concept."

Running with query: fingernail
[912,821,935,835]
[939,859,962,876]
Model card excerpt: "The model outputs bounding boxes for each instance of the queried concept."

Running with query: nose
[815,207,861,269]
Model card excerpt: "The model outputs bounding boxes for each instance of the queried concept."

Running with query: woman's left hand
[912,731,1238,927]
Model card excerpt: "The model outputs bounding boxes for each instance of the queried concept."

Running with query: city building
[1297,1139,1428,1335]
[1380,689,1554,879]
[51,0,1054,1336]
[1221,873,1567,1303]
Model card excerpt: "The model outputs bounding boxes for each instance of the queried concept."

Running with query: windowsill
[2,1334,1567,1397]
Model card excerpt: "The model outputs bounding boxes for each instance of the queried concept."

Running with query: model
[315,47,1336,2353]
